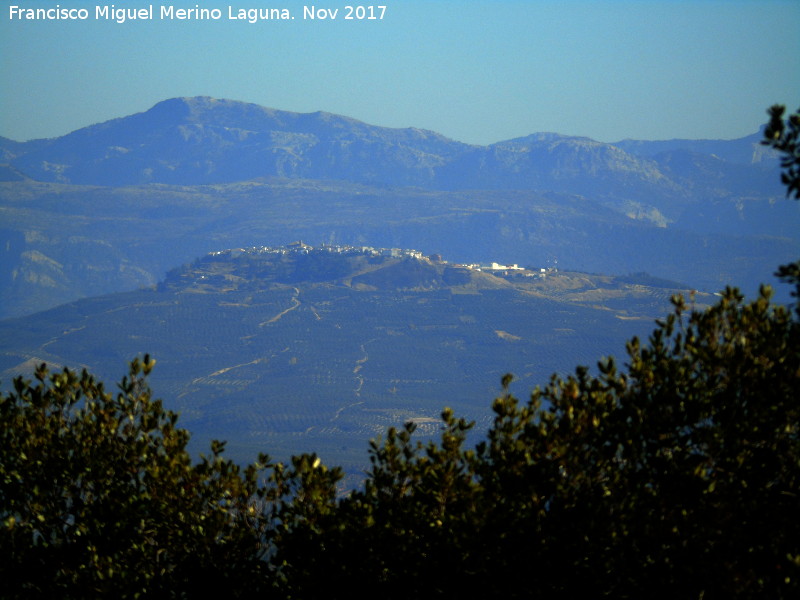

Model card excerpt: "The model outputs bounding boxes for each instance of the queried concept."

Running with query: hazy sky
[1,0,798,145]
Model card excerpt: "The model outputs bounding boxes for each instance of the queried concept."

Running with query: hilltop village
[209,241,557,279]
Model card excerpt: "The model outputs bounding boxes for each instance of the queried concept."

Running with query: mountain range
[1,96,798,321]
[1,97,783,215]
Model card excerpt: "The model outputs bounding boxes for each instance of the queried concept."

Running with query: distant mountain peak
[0,97,775,209]
[499,132,597,146]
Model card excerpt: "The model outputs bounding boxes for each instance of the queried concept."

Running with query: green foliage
[3,276,798,600]
[0,356,273,598]
[763,104,800,199]
[266,281,799,599]
[2,272,798,600]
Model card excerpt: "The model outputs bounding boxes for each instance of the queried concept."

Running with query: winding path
[259,288,301,326]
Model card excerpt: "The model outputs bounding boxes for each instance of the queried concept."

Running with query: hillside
[161,244,514,292]
[0,244,712,477]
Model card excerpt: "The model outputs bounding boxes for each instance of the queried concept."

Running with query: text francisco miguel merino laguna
[7,4,388,23]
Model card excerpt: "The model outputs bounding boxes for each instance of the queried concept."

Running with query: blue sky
[1,0,798,145]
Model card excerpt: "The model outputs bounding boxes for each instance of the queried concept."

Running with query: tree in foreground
[763,104,800,199]
[0,356,278,598]
[270,278,799,599]
[4,281,796,599]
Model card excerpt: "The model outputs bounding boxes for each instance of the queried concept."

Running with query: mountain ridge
[0,97,796,320]
[2,96,777,195]
[0,97,771,159]
[4,97,475,187]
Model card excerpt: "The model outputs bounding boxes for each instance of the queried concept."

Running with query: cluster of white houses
[209,241,426,260]
[209,242,556,277]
